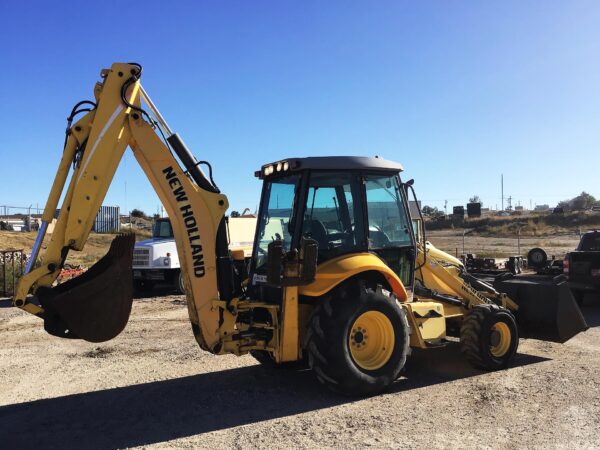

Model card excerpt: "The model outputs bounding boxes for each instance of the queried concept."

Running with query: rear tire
[460,304,518,370]
[305,282,410,396]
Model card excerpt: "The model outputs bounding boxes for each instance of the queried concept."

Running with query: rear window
[578,233,600,251]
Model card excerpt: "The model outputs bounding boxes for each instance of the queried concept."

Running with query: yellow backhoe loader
[12,63,588,396]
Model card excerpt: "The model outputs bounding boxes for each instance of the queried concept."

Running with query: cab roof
[256,156,404,179]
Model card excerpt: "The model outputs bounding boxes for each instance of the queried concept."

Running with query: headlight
[283,161,289,171]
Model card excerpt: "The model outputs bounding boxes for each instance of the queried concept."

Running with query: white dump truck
[133,216,256,293]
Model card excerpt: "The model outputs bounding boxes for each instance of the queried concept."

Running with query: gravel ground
[1,293,599,449]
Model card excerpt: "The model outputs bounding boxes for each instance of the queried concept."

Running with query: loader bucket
[37,234,135,343]
[493,277,589,343]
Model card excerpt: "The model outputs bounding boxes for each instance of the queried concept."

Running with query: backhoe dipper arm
[14,63,231,351]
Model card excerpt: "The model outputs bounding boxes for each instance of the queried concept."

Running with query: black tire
[175,271,186,295]
[460,304,518,370]
[305,282,410,396]
[527,247,548,269]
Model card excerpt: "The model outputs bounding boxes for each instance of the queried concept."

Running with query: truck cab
[564,230,600,304]
[132,218,184,293]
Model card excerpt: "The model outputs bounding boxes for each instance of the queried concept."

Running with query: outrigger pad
[494,277,589,343]
[37,234,135,343]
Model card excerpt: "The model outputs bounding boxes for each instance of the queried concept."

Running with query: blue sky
[1,1,598,216]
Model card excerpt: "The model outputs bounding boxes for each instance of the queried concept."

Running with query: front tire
[460,304,518,370]
[305,282,410,396]
[175,271,186,295]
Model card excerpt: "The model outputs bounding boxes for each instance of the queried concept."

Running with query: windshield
[153,219,174,239]
[578,233,600,251]
[253,174,301,270]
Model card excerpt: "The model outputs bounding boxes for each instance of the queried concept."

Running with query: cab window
[302,171,366,262]
[253,174,301,270]
[364,174,412,248]
[364,173,414,287]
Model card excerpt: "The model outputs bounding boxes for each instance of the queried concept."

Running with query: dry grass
[427,211,600,237]
[0,230,150,268]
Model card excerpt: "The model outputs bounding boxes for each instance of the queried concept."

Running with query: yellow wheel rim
[349,311,395,370]
[490,322,511,357]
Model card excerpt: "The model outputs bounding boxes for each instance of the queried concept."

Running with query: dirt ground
[1,291,599,449]
[427,229,581,259]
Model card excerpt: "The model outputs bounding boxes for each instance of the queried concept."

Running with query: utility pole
[444,200,448,215]
[501,174,504,211]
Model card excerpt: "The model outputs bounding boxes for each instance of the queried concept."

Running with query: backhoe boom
[14,63,230,351]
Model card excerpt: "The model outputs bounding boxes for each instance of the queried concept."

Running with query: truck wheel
[460,304,518,370]
[175,271,186,295]
[305,282,410,396]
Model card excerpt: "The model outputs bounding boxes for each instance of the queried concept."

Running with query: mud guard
[494,277,589,343]
[37,234,135,343]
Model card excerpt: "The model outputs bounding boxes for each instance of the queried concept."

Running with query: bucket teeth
[37,234,136,343]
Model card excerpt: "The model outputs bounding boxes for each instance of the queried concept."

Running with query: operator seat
[303,219,329,251]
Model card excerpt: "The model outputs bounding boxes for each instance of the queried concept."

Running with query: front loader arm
[416,242,518,311]
[14,63,230,350]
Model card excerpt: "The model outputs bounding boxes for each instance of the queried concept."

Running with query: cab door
[363,173,416,288]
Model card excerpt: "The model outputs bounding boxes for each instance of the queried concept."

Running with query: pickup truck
[563,230,600,304]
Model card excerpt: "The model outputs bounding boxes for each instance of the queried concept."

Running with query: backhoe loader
[12,63,588,396]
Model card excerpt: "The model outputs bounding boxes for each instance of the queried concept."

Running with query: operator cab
[250,156,417,297]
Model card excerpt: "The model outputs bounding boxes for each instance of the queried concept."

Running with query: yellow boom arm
[14,63,229,350]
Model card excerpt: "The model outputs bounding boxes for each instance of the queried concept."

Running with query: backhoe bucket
[37,234,135,343]
[494,277,589,343]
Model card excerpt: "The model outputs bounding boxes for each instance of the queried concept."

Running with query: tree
[469,195,482,206]
[130,208,146,219]
[422,205,445,219]
[557,192,598,211]
[230,210,240,218]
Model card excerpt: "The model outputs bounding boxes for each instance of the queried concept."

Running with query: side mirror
[266,237,318,287]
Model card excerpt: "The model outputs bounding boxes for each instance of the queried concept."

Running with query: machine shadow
[0,343,548,449]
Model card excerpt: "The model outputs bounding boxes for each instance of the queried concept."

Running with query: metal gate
[1,249,26,297]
